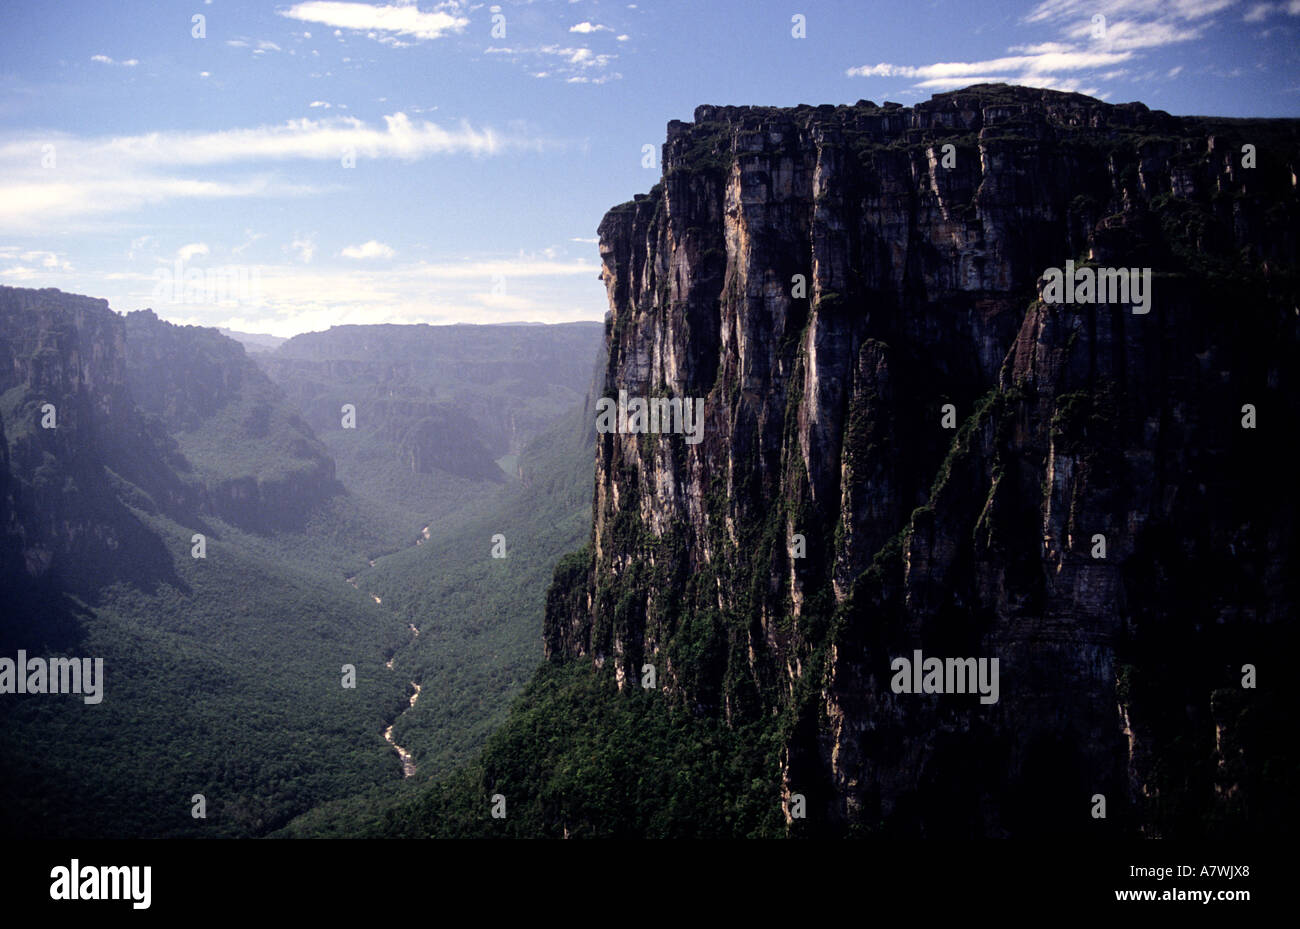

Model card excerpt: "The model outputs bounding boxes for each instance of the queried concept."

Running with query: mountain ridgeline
[430,84,1297,838]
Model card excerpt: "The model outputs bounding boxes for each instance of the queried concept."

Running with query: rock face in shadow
[543,85,1300,836]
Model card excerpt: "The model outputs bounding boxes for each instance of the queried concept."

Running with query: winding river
[354,528,430,777]
[383,680,422,777]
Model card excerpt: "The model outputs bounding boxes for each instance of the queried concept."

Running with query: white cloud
[91,55,138,66]
[848,50,1131,81]
[0,112,551,230]
[485,42,619,81]
[569,22,612,33]
[341,239,394,259]
[177,242,209,262]
[79,112,530,164]
[289,237,316,264]
[1061,18,1201,50]
[280,2,469,40]
[127,235,156,259]
[850,0,1225,97]
[1242,0,1300,19]
[308,100,333,108]
[232,230,267,255]
[561,46,611,67]
[0,175,304,232]
[1007,42,1076,55]
[136,255,604,336]
[0,248,72,275]
[1024,0,1235,24]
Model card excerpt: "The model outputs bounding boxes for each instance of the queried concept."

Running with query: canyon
[1,83,1296,841]
[0,285,602,837]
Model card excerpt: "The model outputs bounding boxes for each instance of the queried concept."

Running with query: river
[382,680,422,777]
[350,531,428,777]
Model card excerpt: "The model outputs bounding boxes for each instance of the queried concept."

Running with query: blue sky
[1,0,1296,336]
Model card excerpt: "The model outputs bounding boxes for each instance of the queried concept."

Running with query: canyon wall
[544,85,1300,836]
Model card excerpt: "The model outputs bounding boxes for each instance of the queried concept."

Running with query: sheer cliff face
[545,86,1300,836]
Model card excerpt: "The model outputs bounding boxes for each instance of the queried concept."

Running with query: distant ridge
[218,328,287,353]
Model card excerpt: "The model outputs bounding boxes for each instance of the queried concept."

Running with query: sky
[0,0,1296,337]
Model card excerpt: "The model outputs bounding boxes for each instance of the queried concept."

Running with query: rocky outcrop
[544,85,1300,836]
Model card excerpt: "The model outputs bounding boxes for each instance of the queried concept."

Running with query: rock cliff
[543,85,1300,836]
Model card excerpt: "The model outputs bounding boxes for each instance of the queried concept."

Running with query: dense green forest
[283,662,785,839]
[0,505,410,838]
